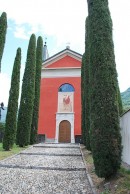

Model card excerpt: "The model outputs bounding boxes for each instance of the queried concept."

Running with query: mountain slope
[121,88,130,111]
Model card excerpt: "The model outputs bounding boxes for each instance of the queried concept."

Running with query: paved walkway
[0,143,96,194]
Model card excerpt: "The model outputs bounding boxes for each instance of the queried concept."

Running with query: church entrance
[59,120,71,143]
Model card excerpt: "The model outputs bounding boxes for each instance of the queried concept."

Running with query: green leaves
[16,34,36,147]
[88,0,122,178]
[30,36,43,144]
[3,48,21,150]
[0,12,7,72]
[81,17,91,151]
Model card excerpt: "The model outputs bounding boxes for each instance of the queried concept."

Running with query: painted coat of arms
[58,92,73,112]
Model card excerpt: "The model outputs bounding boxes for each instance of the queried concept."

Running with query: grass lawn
[0,143,29,160]
[81,144,130,194]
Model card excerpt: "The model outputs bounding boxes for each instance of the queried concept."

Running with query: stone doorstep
[33,142,80,148]
[33,145,80,148]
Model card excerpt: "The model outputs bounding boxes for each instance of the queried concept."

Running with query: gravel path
[0,143,95,194]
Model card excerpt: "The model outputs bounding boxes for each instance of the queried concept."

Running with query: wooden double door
[59,120,71,143]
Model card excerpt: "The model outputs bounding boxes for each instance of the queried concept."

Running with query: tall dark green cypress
[3,48,21,150]
[81,53,86,145]
[16,34,36,147]
[81,17,91,150]
[0,12,7,72]
[30,36,43,144]
[87,0,122,178]
[84,17,91,151]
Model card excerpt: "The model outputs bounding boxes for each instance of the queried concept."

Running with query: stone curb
[79,144,97,194]
[20,152,82,156]
[0,164,86,171]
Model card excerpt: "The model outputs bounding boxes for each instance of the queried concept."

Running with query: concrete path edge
[79,144,97,194]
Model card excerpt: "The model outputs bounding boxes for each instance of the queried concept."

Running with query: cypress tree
[84,17,91,150]
[81,53,86,145]
[3,48,21,150]
[0,12,7,72]
[81,17,91,150]
[87,0,122,178]
[30,36,43,144]
[16,34,36,147]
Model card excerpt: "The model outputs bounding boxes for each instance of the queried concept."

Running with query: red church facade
[38,47,82,143]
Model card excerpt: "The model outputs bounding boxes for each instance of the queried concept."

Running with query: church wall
[38,77,81,139]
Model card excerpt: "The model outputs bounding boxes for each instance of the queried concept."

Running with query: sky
[0,0,130,106]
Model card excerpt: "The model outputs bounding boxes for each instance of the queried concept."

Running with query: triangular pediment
[42,48,82,69]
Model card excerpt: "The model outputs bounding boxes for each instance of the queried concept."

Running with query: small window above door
[59,83,74,92]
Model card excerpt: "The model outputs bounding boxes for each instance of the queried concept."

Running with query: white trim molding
[55,113,75,143]
[41,68,81,78]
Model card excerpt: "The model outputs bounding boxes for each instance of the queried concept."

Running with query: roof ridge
[43,48,82,63]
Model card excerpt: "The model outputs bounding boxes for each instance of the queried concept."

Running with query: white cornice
[44,67,81,70]
[41,67,81,78]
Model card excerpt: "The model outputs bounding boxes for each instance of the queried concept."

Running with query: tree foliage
[81,17,91,150]
[30,36,43,144]
[84,17,91,150]
[81,53,86,145]
[3,48,21,150]
[0,12,7,72]
[0,122,5,132]
[87,0,122,178]
[16,34,36,147]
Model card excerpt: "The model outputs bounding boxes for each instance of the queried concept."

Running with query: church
[38,43,82,143]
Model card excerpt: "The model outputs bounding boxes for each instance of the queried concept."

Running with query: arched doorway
[59,120,71,143]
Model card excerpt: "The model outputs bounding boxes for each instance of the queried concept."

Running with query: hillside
[121,87,130,112]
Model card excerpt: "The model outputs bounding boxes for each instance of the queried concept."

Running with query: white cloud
[0,0,87,53]
[14,26,29,40]
[0,63,25,107]
[0,73,11,106]
[0,0,130,92]
[109,0,130,92]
